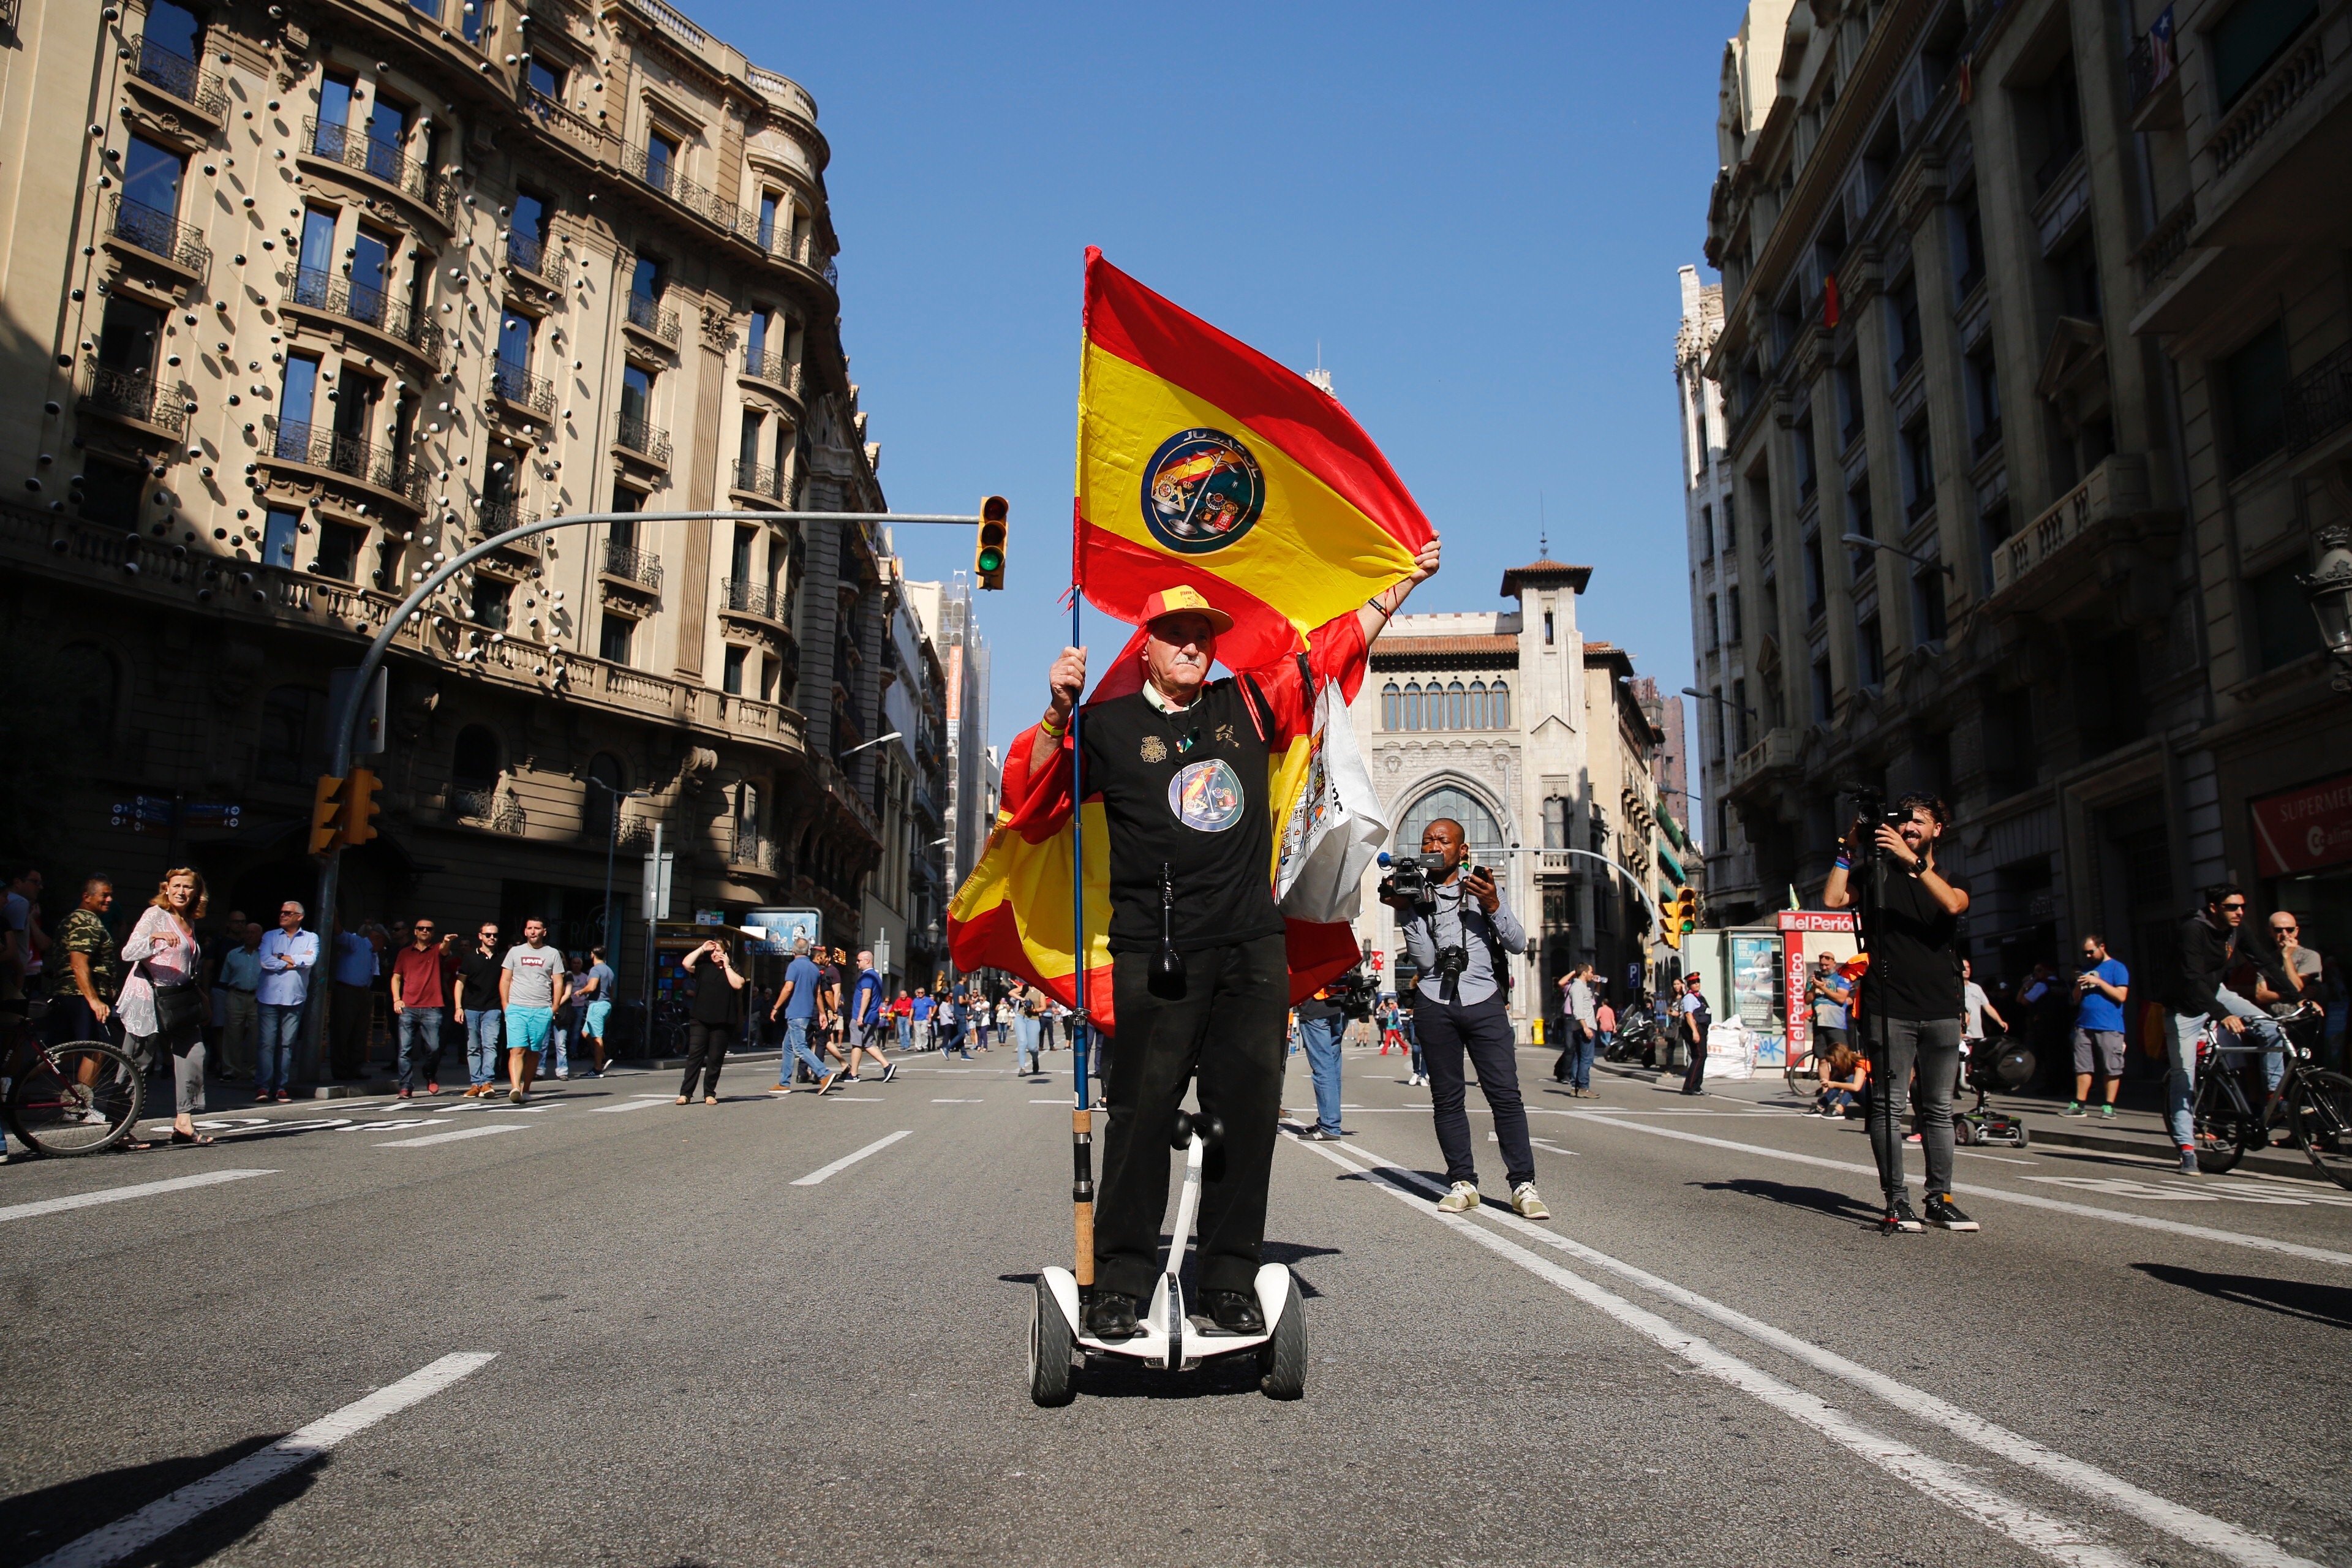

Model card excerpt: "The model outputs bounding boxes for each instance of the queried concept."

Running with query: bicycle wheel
[2285,1071,2352,1191]
[2192,1071,2250,1175]
[6,1042,145,1156]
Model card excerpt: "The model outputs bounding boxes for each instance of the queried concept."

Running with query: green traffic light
[978,547,1004,573]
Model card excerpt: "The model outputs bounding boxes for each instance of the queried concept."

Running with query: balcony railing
[624,290,680,346]
[450,786,526,834]
[2212,32,2326,176]
[2032,141,2084,198]
[720,577,786,622]
[742,345,799,391]
[731,458,783,499]
[81,356,184,435]
[106,194,209,279]
[476,500,539,543]
[523,88,605,154]
[727,820,777,873]
[303,118,454,223]
[127,36,227,118]
[2126,7,2176,105]
[1989,454,2150,597]
[2285,340,2352,454]
[489,358,556,417]
[614,411,671,466]
[2134,197,2198,293]
[620,140,729,227]
[603,538,664,591]
[270,420,425,506]
[1728,728,1801,793]
[504,228,567,290]
[281,267,443,358]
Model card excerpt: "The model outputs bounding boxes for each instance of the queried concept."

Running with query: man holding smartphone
[2064,935,2130,1119]
[1384,818,1548,1220]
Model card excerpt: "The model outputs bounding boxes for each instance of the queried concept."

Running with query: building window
[644,129,678,192]
[2222,322,2289,478]
[257,685,315,785]
[1966,348,2002,455]
[472,577,511,631]
[461,0,486,44]
[2213,0,2317,110]
[1811,655,1834,723]
[1858,613,1885,687]
[121,134,186,226]
[1901,420,1936,522]
[1706,594,1721,650]
[262,506,301,570]
[1542,794,1570,850]
[1700,503,1714,560]
[1468,680,1489,730]
[453,725,500,788]
[1835,358,1864,445]
[1400,681,1422,732]
[1489,680,1509,729]
[1913,567,1948,645]
[1731,678,1750,752]
[600,612,635,665]
[1793,415,1816,502]
[1887,279,1923,382]
[723,644,747,695]
[2247,562,2323,671]
[1722,491,1737,550]
[1446,680,1467,730]
[1400,786,1506,864]
[1381,681,1401,730]
[620,363,652,426]
[1542,608,1555,646]
[1949,188,1986,300]
[526,56,562,104]
[1803,531,1826,617]
[76,460,145,526]
[313,521,364,581]
[1727,586,1743,644]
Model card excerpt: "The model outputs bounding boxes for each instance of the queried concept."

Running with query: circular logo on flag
[1167,758,1246,833]
[1140,428,1265,554]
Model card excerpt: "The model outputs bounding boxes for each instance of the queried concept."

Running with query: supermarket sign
[2250,772,2352,878]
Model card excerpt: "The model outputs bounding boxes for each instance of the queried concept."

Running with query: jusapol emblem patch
[1167,758,1246,833]
[1140,428,1265,554]
[1139,734,1169,764]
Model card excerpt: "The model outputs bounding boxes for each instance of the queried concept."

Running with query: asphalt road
[6,1036,2351,1567]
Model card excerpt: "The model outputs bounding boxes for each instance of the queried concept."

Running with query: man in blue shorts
[578,944,616,1075]
[500,918,568,1104]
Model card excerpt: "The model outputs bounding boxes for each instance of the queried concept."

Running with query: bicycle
[2192,1001,2352,1189]
[4,1020,146,1157]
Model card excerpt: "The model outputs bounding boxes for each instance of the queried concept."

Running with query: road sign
[108,794,175,834]
[641,848,675,925]
[182,801,243,827]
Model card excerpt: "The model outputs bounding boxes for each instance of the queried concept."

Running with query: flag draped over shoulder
[948,251,1429,1031]
[1074,249,1433,669]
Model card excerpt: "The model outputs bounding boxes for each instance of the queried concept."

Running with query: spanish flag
[1076,249,1433,668]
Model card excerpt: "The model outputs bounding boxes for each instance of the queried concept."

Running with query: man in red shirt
[389,919,454,1099]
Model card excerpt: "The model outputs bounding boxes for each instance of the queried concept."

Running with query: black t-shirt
[1860,867,1968,1022]
[1079,679,1280,954]
[690,962,739,1026]
[456,946,501,1011]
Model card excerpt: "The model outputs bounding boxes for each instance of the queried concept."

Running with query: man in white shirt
[255,901,318,1101]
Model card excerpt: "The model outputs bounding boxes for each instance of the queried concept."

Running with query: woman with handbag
[118,867,214,1147]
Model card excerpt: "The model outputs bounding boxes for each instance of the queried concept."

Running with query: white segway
[1031,1109,1305,1404]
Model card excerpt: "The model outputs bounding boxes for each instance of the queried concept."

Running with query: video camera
[1376,850,1453,914]
[1328,965,1381,1023]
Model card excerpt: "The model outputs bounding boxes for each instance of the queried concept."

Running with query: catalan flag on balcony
[1072,247,1433,669]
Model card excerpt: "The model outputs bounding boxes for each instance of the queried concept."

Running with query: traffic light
[341,766,382,847]
[309,774,347,855]
[1659,892,1681,951]
[974,495,1008,589]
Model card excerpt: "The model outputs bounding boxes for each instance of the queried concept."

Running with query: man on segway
[1018,547,1440,1343]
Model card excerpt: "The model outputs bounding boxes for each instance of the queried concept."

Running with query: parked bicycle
[2192,1001,2352,1189]
[4,1025,145,1157]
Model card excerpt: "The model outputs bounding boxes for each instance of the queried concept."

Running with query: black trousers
[1095,933,1287,1301]
[1413,992,1535,1190]
[679,1021,729,1098]
[1681,1028,1708,1093]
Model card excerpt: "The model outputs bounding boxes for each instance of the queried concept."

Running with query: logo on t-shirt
[1168,758,1245,832]
[1140,734,1168,764]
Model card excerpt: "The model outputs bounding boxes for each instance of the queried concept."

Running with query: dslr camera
[1329,965,1381,1023]
[1378,850,1452,914]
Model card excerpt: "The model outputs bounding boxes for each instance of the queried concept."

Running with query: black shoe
[1880,1194,1923,1234]
[1085,1291,1140,1341]
[1203,1289,1264,1335]
[1923,1193,1979,1231]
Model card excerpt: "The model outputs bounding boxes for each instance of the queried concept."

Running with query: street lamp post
[593,781,655,979]
[2300,524,2352,693]
[1840,532,1956,577]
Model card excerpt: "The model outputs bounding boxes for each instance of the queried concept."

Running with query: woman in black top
[674,938,744,1104]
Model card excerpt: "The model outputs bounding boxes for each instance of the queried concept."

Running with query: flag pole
[1068,581,1096,1295]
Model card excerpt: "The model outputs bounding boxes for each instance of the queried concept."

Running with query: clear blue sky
[695,0,1729,779]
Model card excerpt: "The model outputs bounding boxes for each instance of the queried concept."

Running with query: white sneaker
[1512,1182,1551,1220]
[1436,1180,1479,1213]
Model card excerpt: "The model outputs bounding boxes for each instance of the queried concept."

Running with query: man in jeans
[766,937,840,1094]
[2159,885,2286,1174]
[1291,984,1348,1141]
[453,922,503,1098]
[326,918,379,1080]
[216,921,263,1079]
[1822,793,1978,1234]
[254,900,318,1102]
[499,918,567,1104]
[388,918,452,1099]
[1556,963,1597,1096]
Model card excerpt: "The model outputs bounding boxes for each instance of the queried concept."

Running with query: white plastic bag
[1705,1021,1756,1081]
[1275,679,1390,923]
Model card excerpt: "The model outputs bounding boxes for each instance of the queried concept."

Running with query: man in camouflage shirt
[51,876,122,1041]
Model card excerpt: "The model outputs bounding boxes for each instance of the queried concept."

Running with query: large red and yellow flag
[949,252,1427,1027]
[1074,249,1433,666]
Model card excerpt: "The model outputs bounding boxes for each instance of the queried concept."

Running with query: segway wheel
[1030,1280,1077,1407]
[2009,1121,2029,1149]
[1953,1117,1977,1147]
[1258,1275,1306,1401]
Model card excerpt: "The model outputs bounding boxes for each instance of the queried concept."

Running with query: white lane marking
[1564,1112,2352,1268]
[0,1169,277,1224]
[931,1098,983,1104]
[587,1098,673,1114]
[1956,1151,2037,1164]
[790,1129,913,1186]
[30,1352,496,1568]
[1284,1137,2133,1568]
[1531,1137,1580,1156]
[1308,1137,2320,1568]
[1030,1098,1071,1104]
[374,1124,528,1148]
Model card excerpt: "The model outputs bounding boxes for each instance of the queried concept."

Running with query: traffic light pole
[309,506,995,1015]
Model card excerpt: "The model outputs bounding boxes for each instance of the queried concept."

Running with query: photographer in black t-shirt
[1822,793,1979,1235]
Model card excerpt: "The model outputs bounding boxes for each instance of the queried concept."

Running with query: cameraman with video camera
[1822,793,1978,1235]
[1382,819,1550,1219]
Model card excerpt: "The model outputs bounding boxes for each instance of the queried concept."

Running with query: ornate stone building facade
[0,0,939,1006]
[1694,0,2352,984]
